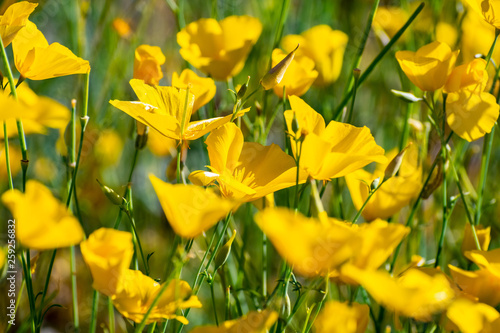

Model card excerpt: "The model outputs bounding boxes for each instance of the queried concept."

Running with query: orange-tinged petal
[465,249,500,278]
[446,90,499,142]
[150,174,236,238]
[80,228,134,296]
[1,180,84,250]
[0,1,37,46]
[133,44,165,85]
[449,265,500,307]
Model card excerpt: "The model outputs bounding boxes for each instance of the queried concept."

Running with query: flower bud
[237,76,250,99]
[384,143,412,180]
[260,44,299,90]
[135,126,148,150]
[214,230,237,273]
[96,179,126,206]
[370,177,381,191]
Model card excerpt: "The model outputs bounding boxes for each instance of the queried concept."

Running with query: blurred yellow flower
[445,298,500,333]
[0,81,70,139]
[112,18,131,38]
[254,207,356,277]
[461,11,500,64]
[172,69,216,112]
[282,25,348,86]
[80,228,134,297]
[94,129,124,167]
[270,48,318,98]
[0,144,21,180]
[149,174,237,238]
[133,44,165,85]
[464,0,500,29]
[147,129,177,156]
[449,265,500,307]
[372,6,409,41]
[436,22,458,48]
[314,301,369,333]
[189,122,305,202]
[190,309,277,333]
[345,146,421,221]
[0,1,37,46]
[446,89,499,142]
[462,224,491,254]
[110,79,247,142]
[395,41,459,91]
[284,96,386,181]
[341,265,454,321]
[1,180,84,250]
[112,271,201,325]
[177,15,262,81]
[0,89,29,124]
[12,20,90,80]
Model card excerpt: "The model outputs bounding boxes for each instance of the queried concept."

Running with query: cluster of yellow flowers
[2,0,500,332]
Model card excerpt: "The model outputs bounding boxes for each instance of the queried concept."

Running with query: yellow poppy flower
[395,41,459,91]
[464,0,500,29]
[341,265,454,321]
[446,89,499,142]
[112,270,202,325]
[94,130,124,167]
[110,79,247,142]
[445,298,500,333]
[0,81,70,139]
[465,249,500,277]
[284,96,386,181]
[436,22,458,48]
[80,228,134,297]
[12,20,90,80]
[270,48,318,98]
[112,18,132,38]
[254,207,357,277]
[449,265,500,307]
[345,146,421,221]
[314,301,369,333]
[444,58,488,94]
[190,309,278,333]
[461,11,500,64]
[0,1,37,46]
[282,25,348,86]
[133,44,165,85]
[188,122,305,202]
[172,69,216,112]
[149,174,237,239]
[462,224,491,254]
[1,180,84,250]
[372,6,410,41]
[177,15,262,81]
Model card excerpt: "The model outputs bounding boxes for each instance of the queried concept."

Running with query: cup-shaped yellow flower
[189,122,306,202]
[1,180,84,250]
[284,96,386,181]
[80,228,134,297]
[449,265,500,307]
[281,25,348,86]
[254,207,357,277]
[0,1,37,46]
[1,81,70,139]
[464,0,500,29]
[341,265,454,321]
[395,41,459,91]
[314,301,369,333]
[112,270,202,325]
[270,48,318,98]
[12,20,90,80]
[177,15,262,81]
[133,44,166,85]
[172,69,216,112]
[445,298,500,333]
[446,89,499,142]
[190,309,278,333]
[465,249,500,277]
[150,174,237,238]
[345,147,421,221]
[445,58,488,94]
[110,79,247,142]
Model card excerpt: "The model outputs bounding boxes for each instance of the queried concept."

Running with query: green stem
[21,251,37,332]
[346,69,361,123]
[89,290,99,333]
[108,297,115,333]
[484,28,500,68]
[69,246,79,329]
[124,209,150,276]
[475,129,495,226]
[333,2,425,120]
[262,232,268,298]
[352,180,386,223]
[209,281,219,325]
[3,121,13,190]
[176,143,182,184]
